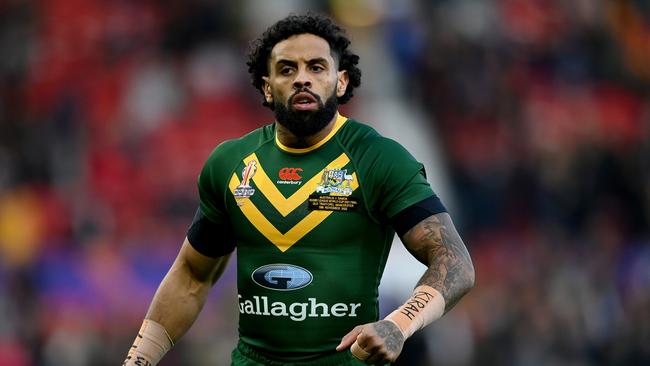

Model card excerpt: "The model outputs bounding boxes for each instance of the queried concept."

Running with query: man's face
[263,33,349,137]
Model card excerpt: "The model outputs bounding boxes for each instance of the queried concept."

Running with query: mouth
[290,91,319,111]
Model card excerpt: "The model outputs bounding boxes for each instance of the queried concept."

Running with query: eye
[279,67,294,76]
[310,65,324,72]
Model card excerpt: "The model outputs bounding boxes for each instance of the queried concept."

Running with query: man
[124,13,474,366]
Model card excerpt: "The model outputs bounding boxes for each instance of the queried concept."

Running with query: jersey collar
[275,114,348,154]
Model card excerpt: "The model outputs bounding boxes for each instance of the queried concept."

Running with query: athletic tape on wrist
[384,285,445,339]
[123,319,174,366]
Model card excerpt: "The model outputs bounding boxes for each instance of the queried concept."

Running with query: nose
[293,67,312,90]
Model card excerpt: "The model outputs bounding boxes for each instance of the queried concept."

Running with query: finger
[336,326,364,351]
[350,340,371,362]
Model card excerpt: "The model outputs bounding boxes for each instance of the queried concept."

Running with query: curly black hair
[247,13,362,108]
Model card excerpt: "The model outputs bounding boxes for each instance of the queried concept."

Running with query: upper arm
[400,212,469,266]
[176,237,231,285]
[400,212,475,308]
[360,137,434,219]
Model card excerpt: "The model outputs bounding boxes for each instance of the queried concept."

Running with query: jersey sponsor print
[251,264,313,291]
[242,263,360,322]
[196,115,435,360]
[278,167,303,185]
[238,295,362,322]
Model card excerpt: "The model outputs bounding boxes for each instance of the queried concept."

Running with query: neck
[275,112,339,149]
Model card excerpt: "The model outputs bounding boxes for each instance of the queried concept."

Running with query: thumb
[336,325,364,352]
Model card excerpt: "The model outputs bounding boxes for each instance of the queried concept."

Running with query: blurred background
[0,0,649,365]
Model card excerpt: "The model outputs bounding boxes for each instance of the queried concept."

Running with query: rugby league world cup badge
[234,160,257,205]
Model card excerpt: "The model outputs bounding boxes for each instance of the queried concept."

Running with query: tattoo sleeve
[401,213,475,312]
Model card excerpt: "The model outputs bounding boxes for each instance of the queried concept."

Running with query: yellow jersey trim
[228,154,359,252]
[243,152,351,217]
[275,114,347,153]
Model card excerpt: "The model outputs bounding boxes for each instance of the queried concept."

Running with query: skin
[129,33,474,365]
[143,238,231,342]
[262,33,349,148]
[137,35,349,345]
[336,212,475,364]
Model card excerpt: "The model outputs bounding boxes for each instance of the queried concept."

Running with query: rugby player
[123,13,475,365]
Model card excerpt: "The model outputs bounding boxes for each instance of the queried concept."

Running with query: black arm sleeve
[186,207,236,257]
[389,195,447,237]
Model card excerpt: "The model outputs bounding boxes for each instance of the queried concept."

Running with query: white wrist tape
[123,319,174,366]
[384,285,445,339]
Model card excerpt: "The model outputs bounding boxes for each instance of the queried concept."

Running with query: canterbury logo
[279,167,303,181]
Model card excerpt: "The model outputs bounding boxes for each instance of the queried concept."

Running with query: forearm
[418,255,474,315]
[379,214,473,347]
[417,260,473,313]
[123,260,212,366]
[124,240,230,365]
[144,260,213,342]
[405,213,475,313]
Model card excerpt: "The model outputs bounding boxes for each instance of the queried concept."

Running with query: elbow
[467,263,476,292]
[171,260,213,299]
[462,260,476,295]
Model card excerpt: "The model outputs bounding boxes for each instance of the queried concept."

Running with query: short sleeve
[383,169,435,218]
[363,138,436,219]
[189,143,237,256]
[196,144,230,223]
[198,167,222,222]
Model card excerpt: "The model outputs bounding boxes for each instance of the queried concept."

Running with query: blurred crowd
[402,1,650,365]
[0,0,648,365]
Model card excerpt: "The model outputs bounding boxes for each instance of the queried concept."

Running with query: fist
[336,320,405,364]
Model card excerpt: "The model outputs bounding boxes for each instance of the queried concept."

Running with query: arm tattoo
[373,320,404,354]
[402,213,475,312]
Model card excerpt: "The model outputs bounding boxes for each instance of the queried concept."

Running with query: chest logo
[277,167,303,185]
[229,152,359,252]
[252,264,313,291]
[315,169,354,196]
[234,160,257,200]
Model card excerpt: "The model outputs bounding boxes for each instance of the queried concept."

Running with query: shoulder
[200,123,274,187]
[338,119,416,163]
[336,118,381,147]
[205,123,274,166]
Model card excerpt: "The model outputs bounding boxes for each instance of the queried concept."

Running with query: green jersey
[196,114,435,362]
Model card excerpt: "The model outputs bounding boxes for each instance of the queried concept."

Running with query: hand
[336,320,405,364]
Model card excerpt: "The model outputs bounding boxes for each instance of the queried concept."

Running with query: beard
[273,88,338,138]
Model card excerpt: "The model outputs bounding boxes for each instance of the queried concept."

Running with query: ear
[336,70,349,98]
[262,76,273,104]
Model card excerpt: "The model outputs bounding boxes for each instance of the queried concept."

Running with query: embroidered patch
[315,169,354,196]
[234,160,257,200]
